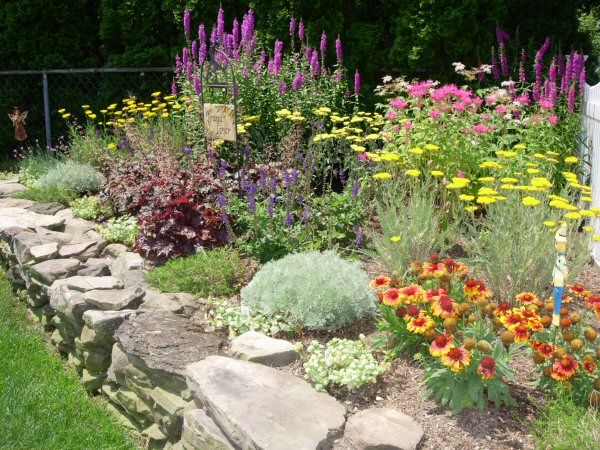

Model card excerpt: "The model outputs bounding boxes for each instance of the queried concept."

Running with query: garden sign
[203,103,236,142]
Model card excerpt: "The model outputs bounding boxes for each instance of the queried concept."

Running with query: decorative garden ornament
[552,222,568,326]
[8,106,28,141]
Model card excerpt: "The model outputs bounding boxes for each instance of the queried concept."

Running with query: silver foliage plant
[241,250,376,332]
[35,160,103,194]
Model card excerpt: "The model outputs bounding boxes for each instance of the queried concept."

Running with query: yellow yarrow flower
[107,143,117,150]
[430,170,444,177]
[350,144,366,152]
[564,212,582,220]
[405,169,421,177]
[390,236,402,243]
[373,172,392,180]
[593,235,600,242]
[459,194,475,201]
[564,156,578,164]
[476,196,497,204]
[522,196,541,207]
[478,177,495,182]
[544,221,556,228]
[425,144,440,151]
[583,226,594,232]
[408,147,424,155]
[465,206,478,212]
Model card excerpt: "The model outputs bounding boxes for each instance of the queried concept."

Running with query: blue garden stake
[552,223,568,327]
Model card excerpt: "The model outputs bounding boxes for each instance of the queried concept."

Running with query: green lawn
[0,265,138,450]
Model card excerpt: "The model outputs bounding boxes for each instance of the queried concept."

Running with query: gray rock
[180,409,233,450]
[58,241,99,258]
[83,309,138,337]
[0,198,35,208]
[0,181,26,197]
[50,275,123,293]
[142,423,168,450]
[150,387,191,437]
[49,287,91,325]
[29,258,82,284]
[85,229,103,240]
[33,227,73,244]
[186,356,346,450]
[111,252,145,279]
[26,202,66,215]
[29,242,59,262]
[230,331,299,367]
[139,291,201,318]
[122,270,150,290]
[0,207,64,231]
[84,286,145,311]
[64,216,96,235]
[102,243,128,258]
[78,258,111,277]
[115,312,222,390]
[342,408,424,450]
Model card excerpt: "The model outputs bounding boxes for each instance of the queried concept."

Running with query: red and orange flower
[431,295,458,318]
[441,346,471,372]
[516,292,538,304]
[530,340,555,358]
[426,288,448,303]
[421,262,448,278]
[429,333,454,357]
[382,288,401,306]
[464,279,492,301]
[370,276,391,291]
[477,356,496,380]
[406,314,434,334]
[568,284,589,299]
[551,354,579,381]
[513,324,530,342]
[398,284,426,304]
[583,359,597,375]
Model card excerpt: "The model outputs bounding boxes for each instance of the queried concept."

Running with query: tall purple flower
[171,80,177,95]
[193,75,202,95]
[306,46,312,64]
[278,80,287,95]
[354,70,361,97]
[191,41,198,61]
[241,9,255,51]
[183,8,191,39]
[354,224,364,248]
[198,24,206,46]
[499,44,509,76]
[351,183,360,197]
[292,71,305,91]
[534,37,551,101]
[273,40,283,73]
[216,7,225,43]
[496,28,510,45]
[285,212,293,227]
[519,49,526,83]
[210,26,218,45]
[320,31,327,64]
[289,18,296,37]
[491,53,500,80]
[310,50,320,78]
[175,54,182,75]
[199,42,207,63]
[253,50,266,72]
[267,196,276,217]
[182,47,189,67]
[568,85,576,111]
[335,36,343,67]
[298,20,305,41]
[232,18,240,48]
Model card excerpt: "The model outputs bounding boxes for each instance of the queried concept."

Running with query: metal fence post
[42,71,52,148]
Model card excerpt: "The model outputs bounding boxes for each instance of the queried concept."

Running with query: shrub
[302,337,385,391]
[146,248,246,297]
[367,177,457,277]
[13,184,78,205]
[70,195,113,221]
[241,251,376,331]
[97,215,139,246]
[35,160,103,194]
[17,153,58,187]
[204,298,295,339]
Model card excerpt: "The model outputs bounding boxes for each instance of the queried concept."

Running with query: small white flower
[382,75,392,83]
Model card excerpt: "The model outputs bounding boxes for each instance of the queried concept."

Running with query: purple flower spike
[354,70,361,97]
[354,224,364,248]
[193,75,202,95]
[217,7,225,43]
[290,18,296,36]
[298,20,305,41]
[182,47,189,66]
[285,212,293,227]
[171,80,177,95]
[320,32,327,62]
[292,71,305,91]
[183,8,191,39]
[191,41,198,61]
[310,50,320,78]
[335,36,343,66]
[278,80,287,95]
[198,24,206,46]
[232,18,240,47]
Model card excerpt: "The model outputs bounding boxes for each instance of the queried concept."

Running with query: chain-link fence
[0,68,173,163]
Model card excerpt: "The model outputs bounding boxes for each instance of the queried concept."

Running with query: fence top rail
[0,67,173,75]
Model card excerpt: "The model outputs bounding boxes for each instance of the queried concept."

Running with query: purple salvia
[292,71,305,91]
[232,18,240,48]
[198,24,206,46]
[278,80,287,95]
[351,183,360,197]
[354,70,361,97]
[310,50,320,78]
[175,54,182,75]
[568,85,576,111]
[247,195,256,214]
[171,80,177,95]
[354,224,364,248]
[289,17,296,36]
[306,46,312,64]
[285,212,293,227]
[258,168,266,189]
[267,196,275,217]
[499,44,509,76]
[302,205,312,220]
[335,36,343,66]
[191,41,198,61]
[193,75,202,95]
[283,171,291,186]
[216,7,225,43]
[210,26,217,45]
[519,49,526,83]
[298,20,305,41]
[183,8,191,39]
[274,40,283,73]
[320,31,327,64]
[269,178,277,190]
[199,42,207,63]
[182,47,189,67]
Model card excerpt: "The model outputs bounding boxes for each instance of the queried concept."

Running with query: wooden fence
[582,82,600,265]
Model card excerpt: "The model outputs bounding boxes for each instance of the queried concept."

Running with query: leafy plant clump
[303,336,385,391]
[97,215,139,246]
[70,195,113,221]
[204,298,294,339]
[35,160,103,193]
[241,250,376,332]
[13,184,78,205]
[147,248,247,298]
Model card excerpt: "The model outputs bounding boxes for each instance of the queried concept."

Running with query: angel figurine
[8,106,28,141]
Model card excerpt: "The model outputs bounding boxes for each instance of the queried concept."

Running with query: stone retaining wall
[0,180,423,450]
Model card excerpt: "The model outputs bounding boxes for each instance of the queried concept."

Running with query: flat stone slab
[102,243,128,258]
[115,312,222,382]
[0,207,64,231]
[186,356,346,450]
[29,242,59,262]
[50,275,123,293]
[139,291,200,317]
[83,309,138,336]
[78,258,111,277]
[230,331,298,367]
[0,198,35,208]
[0,181,26,197]
[111,252,145,279]
[342,408,424,450]
[84,286,145,311]
[180,409,233,449]
[26,202,66,215]
[30,258,82,285]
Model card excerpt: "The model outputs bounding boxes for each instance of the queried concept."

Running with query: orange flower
[421,262,448,278]
[398,284,426,304]
[382,288,401,306]
[513,324,530,342]
[406,314,434,334]
[441,346,471,372]
[530,340,555,358]
[551,354,578,381]
[568,284,589,299]
[404,304,423,319]
[500,310,524,330]
[370,276,391,290]
[562,294,573,304]
[431,295,458,318]
[583,359,597,375]
[516,292,538,304]
[477,356,496,380]
[464,279,492,301]
[426,288,448,303]
[429,333,453,357]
